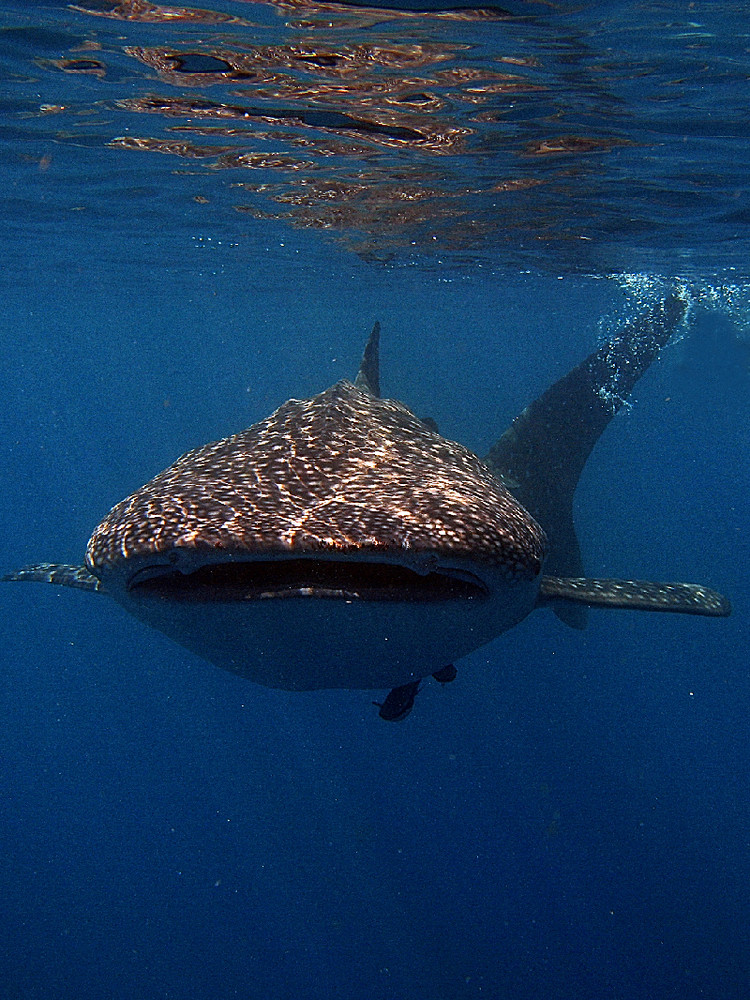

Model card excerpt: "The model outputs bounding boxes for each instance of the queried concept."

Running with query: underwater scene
[1,1,749,998]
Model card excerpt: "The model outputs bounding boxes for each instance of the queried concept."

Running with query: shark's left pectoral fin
[538,575,731,617]
[3,563,102,592]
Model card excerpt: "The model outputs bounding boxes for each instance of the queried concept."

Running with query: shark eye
[127,559,490,602]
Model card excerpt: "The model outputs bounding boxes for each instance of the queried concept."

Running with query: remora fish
[4,295,730,719]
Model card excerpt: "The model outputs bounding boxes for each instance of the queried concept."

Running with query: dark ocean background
[1,2,749,998]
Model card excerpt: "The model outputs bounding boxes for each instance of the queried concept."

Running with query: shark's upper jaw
[85,380,548,599]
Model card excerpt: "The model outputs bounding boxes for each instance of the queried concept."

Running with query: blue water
[1,2,749,998]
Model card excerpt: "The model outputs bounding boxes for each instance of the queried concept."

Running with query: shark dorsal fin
[483,293,687,627]
[354,321,381,397]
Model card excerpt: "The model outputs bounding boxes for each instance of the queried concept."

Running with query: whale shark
[4,294,730,719]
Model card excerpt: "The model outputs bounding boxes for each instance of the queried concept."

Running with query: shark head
[84,377,547,689]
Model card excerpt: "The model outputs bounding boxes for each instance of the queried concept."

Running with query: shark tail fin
[538,576,731,617]
[484,292,687,629]
[3,563,101,592]
[354,322,381,398]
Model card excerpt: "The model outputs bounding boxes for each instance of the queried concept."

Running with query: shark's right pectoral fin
[538,576,731,617]
[3,563,102,592]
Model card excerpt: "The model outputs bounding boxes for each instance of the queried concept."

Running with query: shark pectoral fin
[538,576,731,617]
[3,563,102,592]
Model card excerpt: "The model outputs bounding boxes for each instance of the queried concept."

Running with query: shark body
[5,295,730,714]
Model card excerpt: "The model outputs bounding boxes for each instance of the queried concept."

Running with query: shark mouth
[126,558,491,603]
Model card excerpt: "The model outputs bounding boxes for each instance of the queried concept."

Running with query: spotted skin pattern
[539,577,730,617]
[4,563,101,591]
[85,381,547,583]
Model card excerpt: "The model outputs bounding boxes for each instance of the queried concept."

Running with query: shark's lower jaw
[107,556,536,691]
[126,558,491,603]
